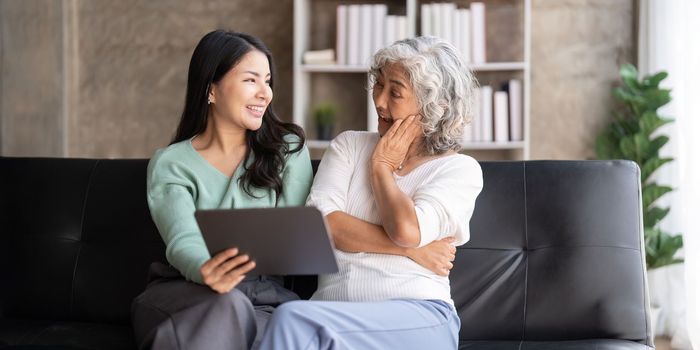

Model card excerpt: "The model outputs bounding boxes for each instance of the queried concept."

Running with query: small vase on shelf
[313,102,336,141]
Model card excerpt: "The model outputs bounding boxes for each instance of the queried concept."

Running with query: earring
[207,96,213,105]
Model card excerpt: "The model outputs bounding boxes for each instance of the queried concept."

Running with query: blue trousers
[256,299,460,350]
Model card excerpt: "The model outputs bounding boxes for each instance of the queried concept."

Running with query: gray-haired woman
[257,36,484,350]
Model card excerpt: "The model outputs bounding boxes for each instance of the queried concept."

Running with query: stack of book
[463,79,523,144]
[333,4,408,66]
[420,2,486,64]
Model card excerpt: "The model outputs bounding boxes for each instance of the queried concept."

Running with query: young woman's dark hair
[172,30,305,198]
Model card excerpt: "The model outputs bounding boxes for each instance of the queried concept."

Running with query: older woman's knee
[270,300,310,323]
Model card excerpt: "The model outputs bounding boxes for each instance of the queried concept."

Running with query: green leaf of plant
[595,130,623,159]
[605,65,684,270]
[669,258,685,265]
[622,119,641,134]
[642,89,672,111]
[620,133,651,164]
[614,88,645,115]
[649,135,670,157]
[619,135,637,161]
[620,63,640,90]
[640,111,673,135]
[645,227,660,268]
[641,157,674,182]
[649,231,684,269]
[644,206,670,227]
[642,183,673,210]
[646,71,668,88]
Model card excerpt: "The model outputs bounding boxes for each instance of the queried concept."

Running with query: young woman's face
[209,50,273,132]
[372,63,421,137]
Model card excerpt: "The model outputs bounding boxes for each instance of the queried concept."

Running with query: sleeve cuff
[415,204,441,247]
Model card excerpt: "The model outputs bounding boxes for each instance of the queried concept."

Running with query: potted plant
[596,63,684,335]
[596,63,684,269]
[313,102,336,141]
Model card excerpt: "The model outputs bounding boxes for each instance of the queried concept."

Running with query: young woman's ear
[207,84,215,105]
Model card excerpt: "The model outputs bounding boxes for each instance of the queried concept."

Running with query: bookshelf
[293,0,531,160]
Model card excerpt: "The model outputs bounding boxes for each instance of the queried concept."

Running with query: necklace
[396,153,420,171]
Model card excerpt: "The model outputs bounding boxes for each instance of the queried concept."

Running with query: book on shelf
[458,9,472,64]
[359,4,373,66]
[347,5,361,65]
[421,4,431,38]
[395,16,407,43]
[430,3,441,38]
[372,5,387,57]
[505,79,523,141]
[440,3,456,44]
[471,88,481,141]
[385,15,397,49]
[470,2,486,64]
[303,49,335,65]
[452,10,462,60]
[469,81,524,143]
[479,86,493,142]
[336,5,347,65]
[327,4,410,68]
[493,91,509,142]
[420,2,483,64]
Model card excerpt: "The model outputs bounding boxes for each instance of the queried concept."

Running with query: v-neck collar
[186,138,247,181]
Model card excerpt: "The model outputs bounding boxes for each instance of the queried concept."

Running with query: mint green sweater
[146,136,313,284]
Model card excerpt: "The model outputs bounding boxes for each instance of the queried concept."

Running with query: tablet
[195,206,338,275]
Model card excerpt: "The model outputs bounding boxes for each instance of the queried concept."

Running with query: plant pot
[650,305,663,338]
[317,124,334,140]
[648,267,669,337]
[647,263,686,338]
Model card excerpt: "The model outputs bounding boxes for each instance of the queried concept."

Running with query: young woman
[257,36,484,350]
[130,30,312,350]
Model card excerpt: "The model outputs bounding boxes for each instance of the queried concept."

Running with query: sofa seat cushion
[0,319,134,350]
[459,339,653,350]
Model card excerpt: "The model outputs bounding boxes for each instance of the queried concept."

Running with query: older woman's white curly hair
[369,36,478,155]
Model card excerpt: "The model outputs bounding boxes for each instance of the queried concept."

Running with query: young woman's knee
[208,287,254,311]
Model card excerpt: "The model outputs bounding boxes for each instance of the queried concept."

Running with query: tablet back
[195,206,338,275]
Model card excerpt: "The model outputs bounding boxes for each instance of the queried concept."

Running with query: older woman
[257,36,483,349]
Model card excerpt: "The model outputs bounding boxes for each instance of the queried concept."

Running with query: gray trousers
[131,262,299,350]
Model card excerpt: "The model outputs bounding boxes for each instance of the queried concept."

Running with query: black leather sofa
[0,157,654,349]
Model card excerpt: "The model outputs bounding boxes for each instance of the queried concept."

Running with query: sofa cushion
[0,319,134,349]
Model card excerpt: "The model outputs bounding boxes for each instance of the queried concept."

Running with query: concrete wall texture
[0,0,635,160]
[530,0,636,160]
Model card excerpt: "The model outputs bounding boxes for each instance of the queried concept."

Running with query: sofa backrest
[0,157,651,346]
[453,160,651,346]
[0,158,165,324]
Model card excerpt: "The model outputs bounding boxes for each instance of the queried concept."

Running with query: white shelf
[462,141,525,150]
[306,140,332,149]
[469,62,526,71]
[301,61,526,73]
[308,139,525,151]
[301,65,368,73]
[294,0,531,158]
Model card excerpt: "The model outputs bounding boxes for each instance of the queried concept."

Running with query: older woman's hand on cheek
[371,115,423,172]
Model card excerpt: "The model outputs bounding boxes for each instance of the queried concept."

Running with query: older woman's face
[372,63,421,137]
